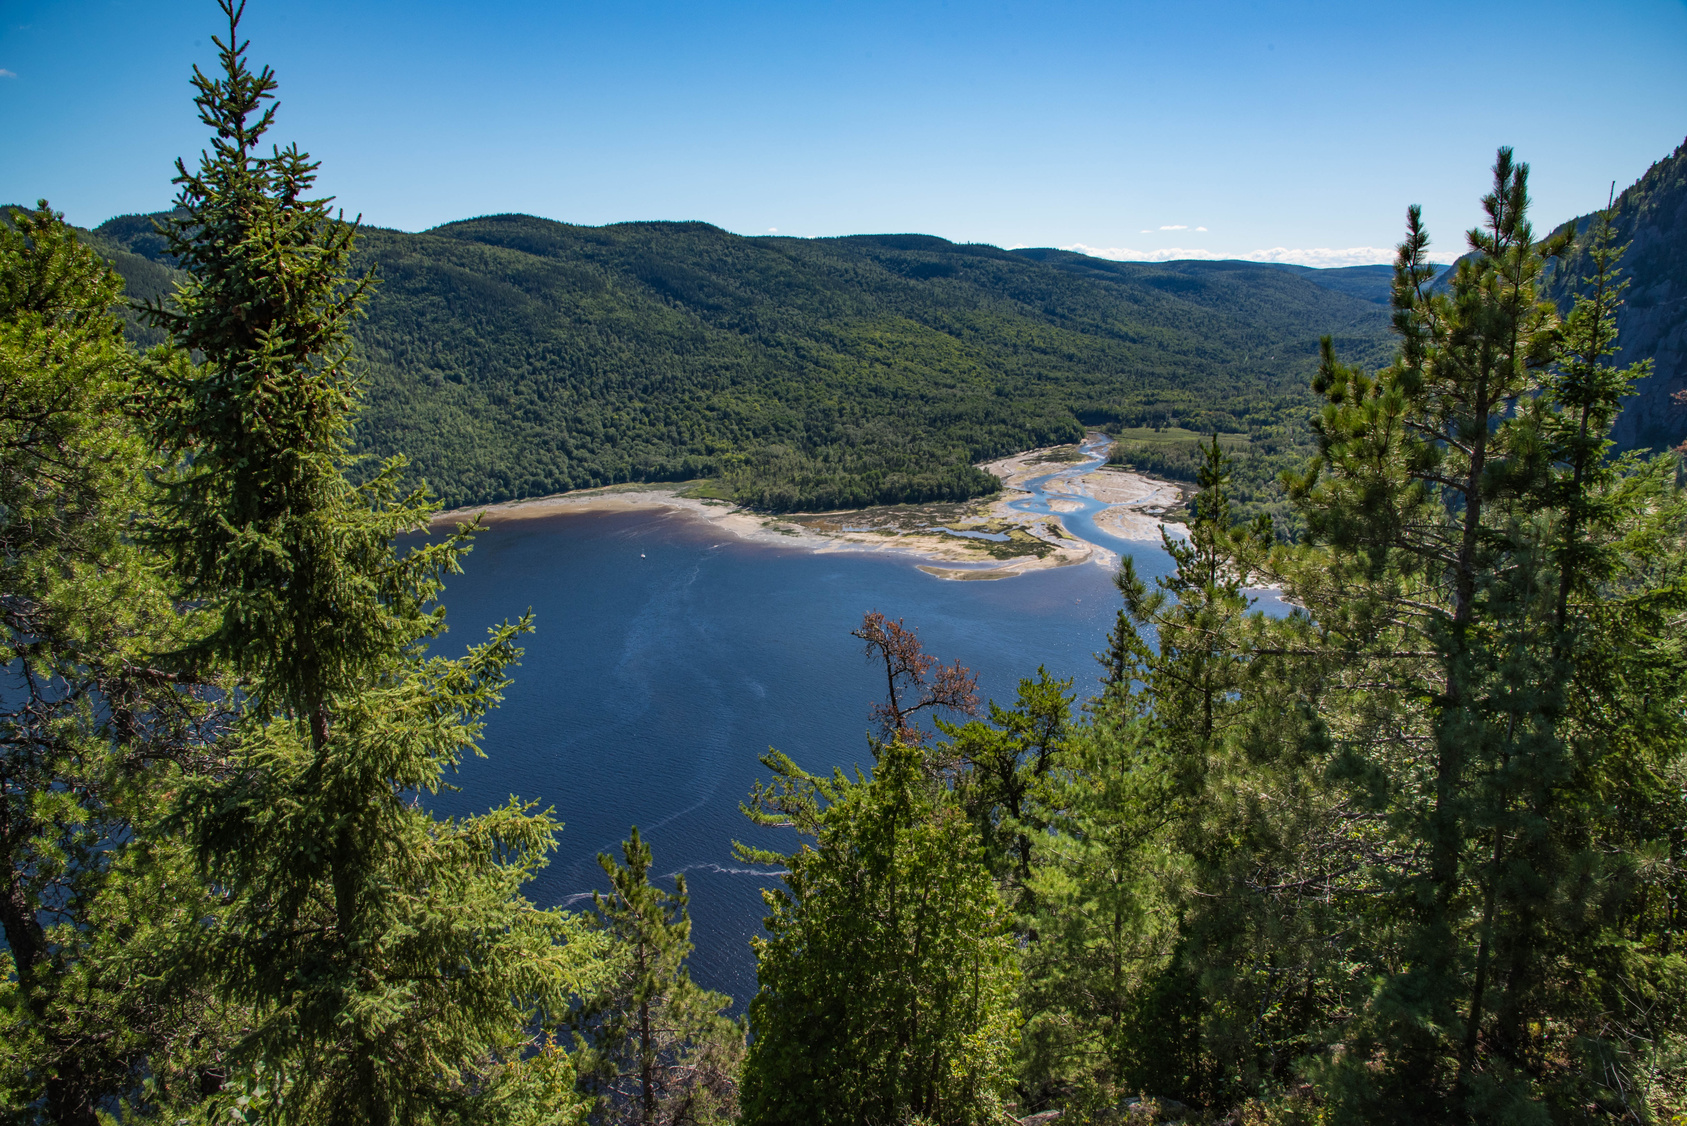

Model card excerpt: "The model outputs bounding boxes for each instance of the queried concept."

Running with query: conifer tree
[1271,150,1687,1120]
[1114,435,1256,770]
[1539,205,1654,627]
[0,203,236,1122]
[1018,157,1687,1120]
[940,667,1074,903]
[736,741,1019,1126]
[572,829,740,1126]
[736,617,1015,1126]
[1470,200,1686,1118]
[1083,435,1338,1107]
[1271,151,1562,1117]
[139,7,604,1122]
[1016,712,1182,1115]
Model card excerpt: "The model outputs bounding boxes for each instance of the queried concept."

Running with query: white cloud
[1195,226,1208,232]
[0,69,16,79]
[1139,223,1192,233]
[1064,242,1395,268]
[1245,246,1395,267]
[1073,243,1223,262]
[767,227,777,233]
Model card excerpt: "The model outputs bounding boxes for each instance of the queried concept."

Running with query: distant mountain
[1541,137,1687,453]
[1257,262,1399,305]
[1010,251,1418,308]
[87,212,1395,511]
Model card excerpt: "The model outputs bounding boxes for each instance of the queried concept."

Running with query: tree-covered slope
[92,210,1397,510]
[1542,136,1687,453]
[1258,261,1397,303]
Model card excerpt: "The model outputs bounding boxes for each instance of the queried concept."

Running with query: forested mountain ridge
[1541,136,1687,452]
[86,208,1398,510]
[48,137,1686,515]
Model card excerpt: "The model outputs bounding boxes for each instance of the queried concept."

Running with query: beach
[432,442,1188,580]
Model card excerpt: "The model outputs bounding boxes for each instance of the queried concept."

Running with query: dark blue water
[430,438,1279,1002]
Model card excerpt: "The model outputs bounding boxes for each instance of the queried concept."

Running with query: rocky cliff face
[1544,137,1687,453]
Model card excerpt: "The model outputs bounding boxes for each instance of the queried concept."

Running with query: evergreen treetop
[131,8,607,1122]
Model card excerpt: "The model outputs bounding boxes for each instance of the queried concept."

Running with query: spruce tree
[139,7,604,1122]
[736,740,1019,1126]
[736,618,1016,1126]
[572,829,740,1126]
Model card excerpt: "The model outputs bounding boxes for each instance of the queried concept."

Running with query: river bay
[429,445,1271,1003]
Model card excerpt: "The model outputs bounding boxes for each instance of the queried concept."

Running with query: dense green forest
[6,7,1687,1125]
[81,200,1400,514]
[84,150,1687,522]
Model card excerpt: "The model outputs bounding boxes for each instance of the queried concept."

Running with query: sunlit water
[430,439,1279,1002]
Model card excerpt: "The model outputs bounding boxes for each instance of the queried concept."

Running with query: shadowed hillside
[1542,137,1687,453]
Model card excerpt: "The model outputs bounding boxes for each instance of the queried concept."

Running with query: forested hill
[1541,136,1687,453]
[87,210,1397,511]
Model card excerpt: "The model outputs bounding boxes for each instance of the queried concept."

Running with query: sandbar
[432,441,1189,581]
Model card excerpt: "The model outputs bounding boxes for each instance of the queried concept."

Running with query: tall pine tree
[1274,150,1687,1121]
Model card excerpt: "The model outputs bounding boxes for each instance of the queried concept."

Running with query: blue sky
[4,0,1685,266]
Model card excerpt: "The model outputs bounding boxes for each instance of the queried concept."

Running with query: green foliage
[92,209,1398,515]
[1119,436,1262,763]
[736,738,1020,1126]
[1014,710,1183,1116]
[1539,136,1687,454]
[940,667,1076,906]
[0,201,236,1123]
[12,16,1685,1124]
[1017,151,1687,1123]
[1282,150,1615,1118]
[134,9,604,1123]
[137,6,392,710]
[1031,436,1284,1113]
[572,828,741,1126]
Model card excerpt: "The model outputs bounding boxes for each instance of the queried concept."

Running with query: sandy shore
[1057,465,1188,543]
[974,445,1190,548]
[433,443,1188,581]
